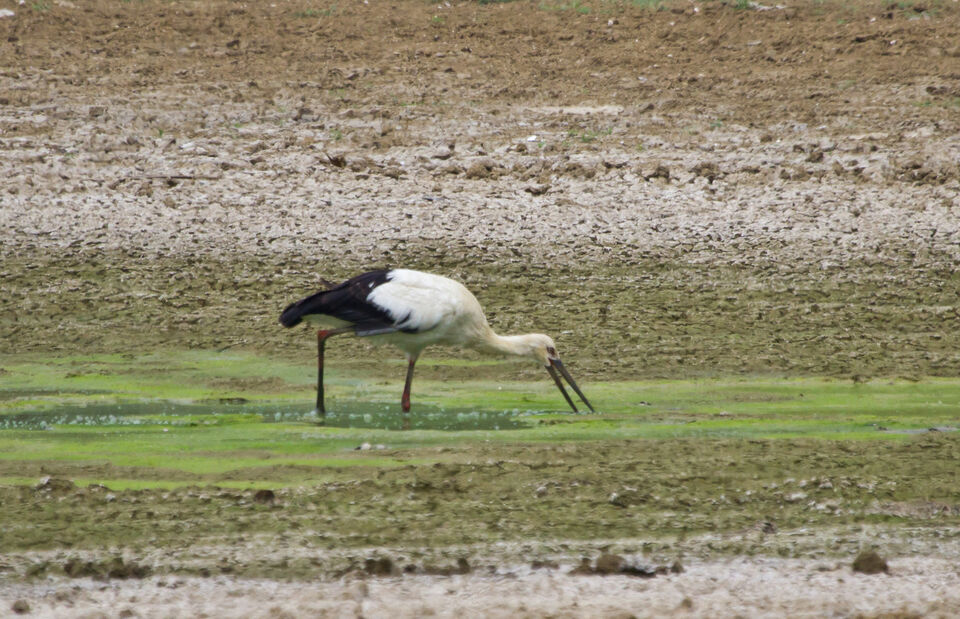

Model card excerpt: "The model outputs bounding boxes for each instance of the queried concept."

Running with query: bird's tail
[279,290,327,328]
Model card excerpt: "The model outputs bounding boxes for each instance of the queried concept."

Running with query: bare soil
[2,0,960,380]
[3,0,960,614]
[4,555,960,618]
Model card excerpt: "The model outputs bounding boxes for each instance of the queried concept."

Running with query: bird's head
[519,333,560,365]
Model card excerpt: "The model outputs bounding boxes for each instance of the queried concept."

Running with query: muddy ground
[2,0,960,615]
[2,0,960,380]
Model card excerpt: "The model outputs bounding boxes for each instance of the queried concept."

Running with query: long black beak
[545,358,596,413]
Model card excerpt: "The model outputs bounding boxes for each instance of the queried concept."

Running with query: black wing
[279,270,403,334]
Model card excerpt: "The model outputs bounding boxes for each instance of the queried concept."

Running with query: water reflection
[0,400,528,431]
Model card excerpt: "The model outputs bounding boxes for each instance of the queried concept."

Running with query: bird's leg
[401,354,418,430]
[315,327,354,422]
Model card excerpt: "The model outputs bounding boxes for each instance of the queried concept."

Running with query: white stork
[279,269,595,424]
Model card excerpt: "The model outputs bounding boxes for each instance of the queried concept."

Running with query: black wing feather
[279,270,404,333]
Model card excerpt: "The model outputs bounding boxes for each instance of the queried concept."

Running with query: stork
[279,269,595,426]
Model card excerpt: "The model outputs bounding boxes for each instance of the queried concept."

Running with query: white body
[305,269,494,357]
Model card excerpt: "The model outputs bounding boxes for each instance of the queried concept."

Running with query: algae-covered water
[0,400,526,431]
[0,351,959,582]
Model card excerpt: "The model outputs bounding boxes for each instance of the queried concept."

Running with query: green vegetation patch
[1,352,959,574]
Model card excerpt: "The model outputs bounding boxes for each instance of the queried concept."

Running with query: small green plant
[294,4,337,18]
[565,128,611,143]
[156,128,165,138]
[540,0,591,14]
[582,128,612,143]
[630,0,664,9]
[734,0,753,9]
[710,119,724,130]
[29,0,49,11]
[330,128,343,141]
[431,14,445,24]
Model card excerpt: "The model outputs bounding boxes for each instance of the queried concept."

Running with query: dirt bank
[3,555,960,618]
[2,0,960,379]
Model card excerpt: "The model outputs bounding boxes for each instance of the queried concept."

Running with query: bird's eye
[547,346,557,356]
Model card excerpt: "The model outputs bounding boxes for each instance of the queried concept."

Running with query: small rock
[690,161,720,181]
[441,164,463,175]
[608,492,628,507]
[524,184,549,196]
[34,477,76,495]
[324,153,347,168]
[464,159,496,179]
[252,489,275,504]
[594,553,624,575]
[106,557,150,579]
[357,442,372,451]
[63,559,99,578]
[570,557,594,575]
[852,551,888,574]
[640,162,671,181]
[619,562,664,578]
[11,600,29,615]
[363,557,395,577]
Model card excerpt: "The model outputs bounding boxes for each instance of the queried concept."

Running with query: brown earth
[1,0,960,381]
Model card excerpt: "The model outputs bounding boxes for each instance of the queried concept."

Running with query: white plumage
[280,269,594,423]
[366,269,487,352]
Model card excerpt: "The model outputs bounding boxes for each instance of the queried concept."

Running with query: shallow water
[0,400,528,431]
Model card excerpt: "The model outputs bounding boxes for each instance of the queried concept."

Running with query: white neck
[476,329,537,358]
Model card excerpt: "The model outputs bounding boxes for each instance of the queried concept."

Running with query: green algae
[0,351,958,575]
[2,436,959,564]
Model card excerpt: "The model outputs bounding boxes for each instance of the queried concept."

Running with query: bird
[279,268,595,425]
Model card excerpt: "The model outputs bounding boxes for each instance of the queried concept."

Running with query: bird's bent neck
[477,329,537,359]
